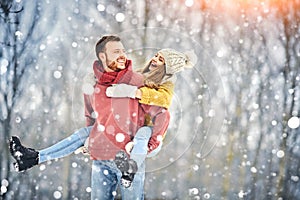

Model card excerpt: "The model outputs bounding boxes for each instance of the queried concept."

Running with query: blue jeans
[131,126,162,168]
[39,126,91,163]
[38,126,161,164]
[91,127,161,200]
[38,126,159,199]
[91,160,145,200]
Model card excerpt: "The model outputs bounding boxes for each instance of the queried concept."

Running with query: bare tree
[0,0,56,199]
[274,1,300,199]
[0,2,23,192]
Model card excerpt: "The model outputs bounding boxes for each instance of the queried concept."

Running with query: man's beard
[106,54,126,72]
[107,59,120,72]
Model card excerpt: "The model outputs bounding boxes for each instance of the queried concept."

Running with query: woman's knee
[76,127,91,139]
[135,126,152,139]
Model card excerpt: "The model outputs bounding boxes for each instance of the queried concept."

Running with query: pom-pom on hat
[158,48,196,75]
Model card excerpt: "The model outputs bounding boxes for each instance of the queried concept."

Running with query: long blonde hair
[137,60,167,89]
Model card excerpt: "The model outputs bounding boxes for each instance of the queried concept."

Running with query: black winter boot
[114,150,138,188]
[9,136,39,172]
[114,150,130,172]
[120,159,138,188]
[121,172,136,188]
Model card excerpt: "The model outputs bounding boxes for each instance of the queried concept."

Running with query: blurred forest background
[1,0,300,199]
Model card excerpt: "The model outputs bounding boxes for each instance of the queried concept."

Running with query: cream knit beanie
[158,48,196,75]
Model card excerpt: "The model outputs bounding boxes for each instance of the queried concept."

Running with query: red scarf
[93,60,131,86]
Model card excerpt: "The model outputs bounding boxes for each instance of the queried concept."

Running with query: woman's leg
[39,126,92,163]
[130,126,152,169]
[115,126,161,189]
[9,126,92,172]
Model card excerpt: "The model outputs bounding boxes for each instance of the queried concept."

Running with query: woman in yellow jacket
[106,48,194,187]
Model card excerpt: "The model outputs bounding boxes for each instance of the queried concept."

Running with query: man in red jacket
[8,35,170,199]
[84,35,170,199]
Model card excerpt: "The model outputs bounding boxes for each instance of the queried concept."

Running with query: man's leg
[121,162,145,200]
[91,160,120,200]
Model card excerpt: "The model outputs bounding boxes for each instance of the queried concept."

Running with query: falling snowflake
[288,116,300,129]
[97,124,105,132]
[39,44,46,51]
[53,191,62,199]
[115,133,125,142]
[115,13,125,22]
[276,150,285,158]
[53,71,62,79]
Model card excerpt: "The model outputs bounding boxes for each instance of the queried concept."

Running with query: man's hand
[106,84,138,98]
[125,142,134,154]
[74,138,90,155]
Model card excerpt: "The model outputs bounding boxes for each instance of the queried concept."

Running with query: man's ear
[98,52,105,62]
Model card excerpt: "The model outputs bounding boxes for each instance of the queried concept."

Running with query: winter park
[1,0,300,199]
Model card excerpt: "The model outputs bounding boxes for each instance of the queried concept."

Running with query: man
[85,35,170,199]
[8,35,170,199]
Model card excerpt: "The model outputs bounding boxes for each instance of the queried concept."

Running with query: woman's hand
[125,141,134,154]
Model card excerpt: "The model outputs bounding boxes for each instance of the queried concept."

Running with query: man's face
[99,41,127,71]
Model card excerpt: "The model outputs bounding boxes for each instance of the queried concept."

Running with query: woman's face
[149,52,165,71]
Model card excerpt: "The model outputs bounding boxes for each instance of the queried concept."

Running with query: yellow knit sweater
[138,81,174,109]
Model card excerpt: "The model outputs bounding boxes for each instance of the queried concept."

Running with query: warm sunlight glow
[185,0,194,7]
[183,0,296,14]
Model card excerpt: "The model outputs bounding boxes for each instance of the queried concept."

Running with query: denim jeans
[92,160,145,200]
[91,126,161,200]
[39,126,92,163]
[38,126,158,200]
[131,126,162,168]
[39,125,161,165]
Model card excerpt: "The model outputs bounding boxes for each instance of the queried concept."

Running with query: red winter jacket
[84,60,170,160]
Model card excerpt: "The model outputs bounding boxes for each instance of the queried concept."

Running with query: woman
[9,48,194,187]
[105,48,194,187]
